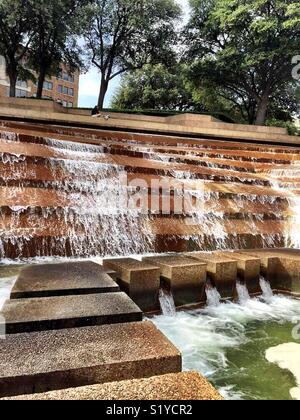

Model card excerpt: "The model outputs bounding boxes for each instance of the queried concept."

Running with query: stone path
[0,322,180,398]
[2,372,223,401]
[11,261,119,299]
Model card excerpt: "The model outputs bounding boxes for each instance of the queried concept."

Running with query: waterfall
[270,167,300,248]
[159,288,176,316]
[236,281,250,304]
[259,276,274,300]
[206,285,221,307]
[0,141,155,258]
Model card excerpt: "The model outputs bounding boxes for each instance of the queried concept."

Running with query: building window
[69,88,74,97]
[17,80,27,88]
[63,86,68,95]
[16,89,27,98]
[62,100,67,107]
[43,81,53,91]
[58,69,75,83]
[58,85,63,93]
[68,102,73,108]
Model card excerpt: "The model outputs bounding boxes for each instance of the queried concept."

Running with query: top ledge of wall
[0,97,296,145]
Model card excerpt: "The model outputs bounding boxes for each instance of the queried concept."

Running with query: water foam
[152,294,300,400]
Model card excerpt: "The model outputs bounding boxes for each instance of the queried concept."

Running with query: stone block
[11,261,119,299]
[185,252,237,299]
[1,292,142,334]
[102,258,161,312]
[3,372,223,400]
[0,321,181,398]
[143,256,207,306]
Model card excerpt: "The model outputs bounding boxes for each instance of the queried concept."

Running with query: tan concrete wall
[0,100,298,145]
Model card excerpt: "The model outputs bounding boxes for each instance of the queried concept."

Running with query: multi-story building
[0,56,79,107]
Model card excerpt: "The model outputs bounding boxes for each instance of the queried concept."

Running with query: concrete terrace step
[2,372,223,401]
[0,142,276,185]
[1,292,142,334]
[0,233,286,260]
[239,248,300,294]
[216,252,261,293]
[0,193,290,219]
[2,124,299,160]
[184,252,237,299]
[0,106,299,144]
[143,255,207,306]
[1,121,297,151]
[10,261,119,299]
[102,258,160,312]
[1,130,296,171]
[0,321,181,398]
[0,219,290,240]
[237,250,280,283]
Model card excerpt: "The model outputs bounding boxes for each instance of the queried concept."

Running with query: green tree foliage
[82,0,181,109]
[185,0,300,125]
[29,0,87,99]
[112,64,201,111]
[0,0,35,97]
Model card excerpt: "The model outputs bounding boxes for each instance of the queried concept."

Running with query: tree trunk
[36,67,47,99]
[255,95,269,126]
[98,78,109,109]
[7,69,17,98]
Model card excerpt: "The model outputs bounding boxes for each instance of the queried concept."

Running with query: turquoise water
[152,295,300,400]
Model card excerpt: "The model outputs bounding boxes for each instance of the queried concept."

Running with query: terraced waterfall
[1,114,300,401]
[1,120,299,260]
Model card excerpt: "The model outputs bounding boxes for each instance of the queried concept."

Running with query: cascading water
[205,284,221,307]
[236,281,251,304]
[152,291,300,400]
[1,125,300,258]
[158,288,176,316]
[259,276,274,301]
[0,138,155,259]
[269,167,300,248]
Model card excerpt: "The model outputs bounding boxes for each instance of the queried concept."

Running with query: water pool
[152,295,300,400]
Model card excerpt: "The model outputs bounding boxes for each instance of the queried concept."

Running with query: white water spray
[236,281,251,304]
[259,276,274,300]
[159,288,176,316]
[206,285,221,307]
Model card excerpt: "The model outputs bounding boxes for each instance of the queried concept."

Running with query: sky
[78,0,190,108]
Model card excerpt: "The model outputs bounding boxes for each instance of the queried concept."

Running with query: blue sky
[78,0,190,108]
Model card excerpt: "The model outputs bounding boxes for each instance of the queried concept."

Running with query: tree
[185,0,300,125]
[112,64,201,111]
[191,79,300,125]
[82,0,181,109]
[30,0,86,99]
[0,0,35,97]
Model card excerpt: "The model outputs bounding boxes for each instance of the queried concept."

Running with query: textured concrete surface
[1,292,142,334]
[239,251,280,285]
[237,249,300,293]
[185,252,237,299]
[11,261,119,299]
[103,258,160,311]
[0,321,181,398]
[217,252,261,294]
[0,105,298,144]
[143,256,207,306]
[2,372,223,401]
